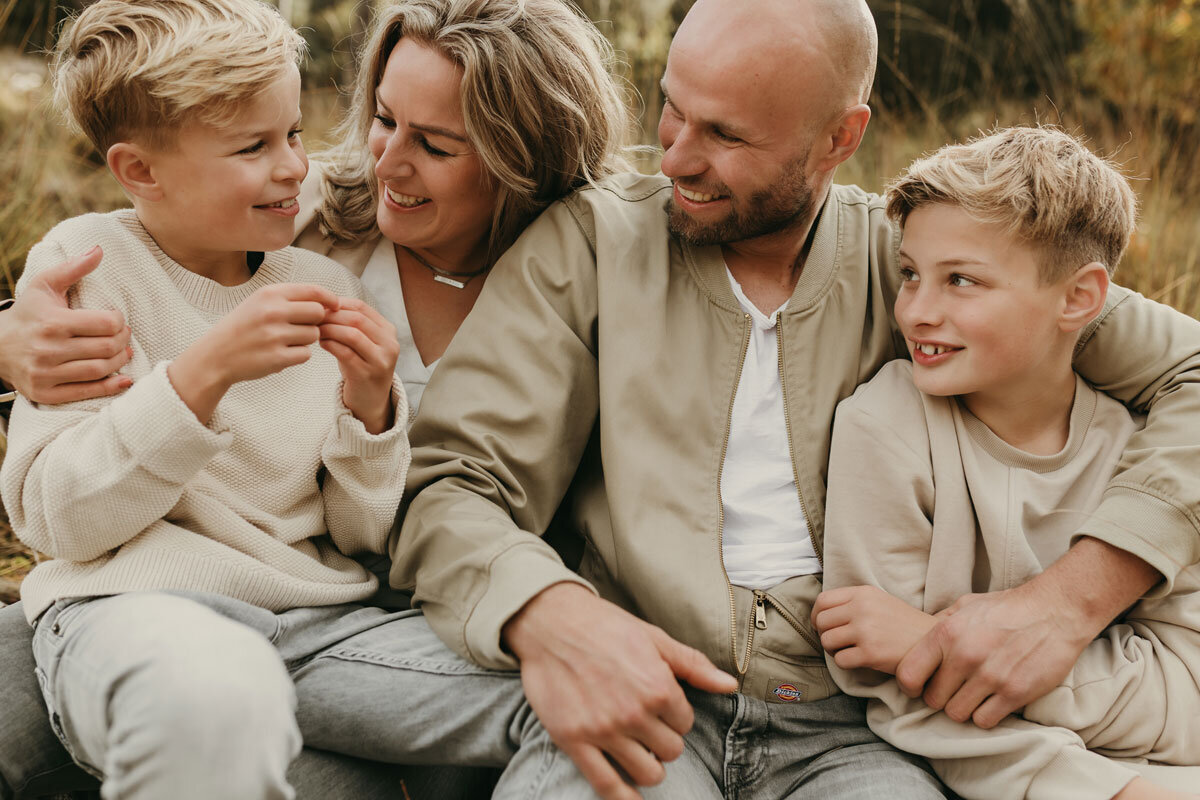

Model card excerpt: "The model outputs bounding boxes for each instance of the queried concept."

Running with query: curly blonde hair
[314,0,636,263]
[886,126,1137,283]
[52,0,305,154]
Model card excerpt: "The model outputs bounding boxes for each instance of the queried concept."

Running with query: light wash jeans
[33,590,947,800]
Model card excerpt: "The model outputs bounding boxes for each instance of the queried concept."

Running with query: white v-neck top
[720,268,820,589]
[357,238,439,423]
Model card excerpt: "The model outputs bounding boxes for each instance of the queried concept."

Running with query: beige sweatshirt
[823,359,1200,800]
[3,210,410,623]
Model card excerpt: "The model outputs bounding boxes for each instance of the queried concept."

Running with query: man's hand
[0,246,133,403]
[318,297,400,434]
[811,585,936,675]
[168,283,340,424]
[894,539,1158,728]
[503,583,738,800]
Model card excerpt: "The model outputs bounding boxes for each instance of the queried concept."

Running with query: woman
[0,0,635,795]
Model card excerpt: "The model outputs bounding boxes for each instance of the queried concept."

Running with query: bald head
[674,0,877,113]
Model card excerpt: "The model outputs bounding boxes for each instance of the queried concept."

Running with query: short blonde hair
[886,126,1138,283]
[52,0,306,153]
[314,0,636,263]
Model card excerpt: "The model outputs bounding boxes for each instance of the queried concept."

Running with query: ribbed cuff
[1076,484,1200,598]
[330,374,410,458]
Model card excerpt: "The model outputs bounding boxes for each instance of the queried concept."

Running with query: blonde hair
[314,0,636,263]
[52,0,306,153]
[886,126,1138,283]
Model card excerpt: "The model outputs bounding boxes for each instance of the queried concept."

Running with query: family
[1,0,1199,798]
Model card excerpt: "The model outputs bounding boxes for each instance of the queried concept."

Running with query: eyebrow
[375,95,468,143]
[898,249,991,268]
[227,115,302,141]
[659,78,752,140]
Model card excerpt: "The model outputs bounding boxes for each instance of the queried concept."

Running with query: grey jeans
[34,590,947,799]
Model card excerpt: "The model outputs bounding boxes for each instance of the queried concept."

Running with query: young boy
[812,127,1200,800]
[1,1,408,797]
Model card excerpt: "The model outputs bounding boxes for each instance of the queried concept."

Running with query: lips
[384,187,430,208]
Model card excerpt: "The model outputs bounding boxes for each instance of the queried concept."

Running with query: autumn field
[1,0,1198,601]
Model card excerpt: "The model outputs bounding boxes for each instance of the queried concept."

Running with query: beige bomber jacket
[394,173,1200,702]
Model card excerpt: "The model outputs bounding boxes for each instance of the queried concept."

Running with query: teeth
[917,343,953,356]
[678,186,721,203]
[386,187,430,207]
[262,198,296,209]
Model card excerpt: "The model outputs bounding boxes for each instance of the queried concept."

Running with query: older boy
[814,127,1200,800]
[1,1,409,797]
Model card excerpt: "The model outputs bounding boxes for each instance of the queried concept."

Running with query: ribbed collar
[958,374,1097,473]
[680,186,841,316]
[116,209,296,313]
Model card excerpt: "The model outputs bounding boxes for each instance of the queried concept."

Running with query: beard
[667,155,815,247]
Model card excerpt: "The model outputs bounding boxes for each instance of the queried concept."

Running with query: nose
[374,131,415,181]
[896,281,943,331]
[658,120,707,180]
[274,139,308,184]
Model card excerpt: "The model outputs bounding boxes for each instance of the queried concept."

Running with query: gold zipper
[719,313,753,678]
[775,316,822,566]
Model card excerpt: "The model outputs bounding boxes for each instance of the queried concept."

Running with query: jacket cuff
[1026,747,1138,800]
[1074,483,1200,598]
[461,543,596,669]
[114,362,231,483]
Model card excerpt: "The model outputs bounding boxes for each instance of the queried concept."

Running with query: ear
[814,104,871,172]
[1059,262,1109,333]
[106,142,164,201]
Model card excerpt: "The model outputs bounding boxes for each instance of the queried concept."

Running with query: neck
[138,212,251,286]
[962,359,1077,456]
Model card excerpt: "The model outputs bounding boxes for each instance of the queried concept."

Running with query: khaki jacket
[395,173,1200,703]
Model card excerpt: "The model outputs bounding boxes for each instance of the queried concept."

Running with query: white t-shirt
[358,238,438,423]
[720,269,820,589]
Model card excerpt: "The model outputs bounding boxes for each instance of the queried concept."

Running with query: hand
[811,585,937,675]
[168,283,339,423]
[0,246,132,403]
[894,582,1091,727]
[318,297,399,434]
[503,583,738,800]
[1112,776,1200,800]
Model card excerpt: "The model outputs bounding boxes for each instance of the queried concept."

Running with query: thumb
[35,246,103,296]
[653,629,738,694]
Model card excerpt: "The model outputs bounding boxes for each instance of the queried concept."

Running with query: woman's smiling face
[368,37,498,265]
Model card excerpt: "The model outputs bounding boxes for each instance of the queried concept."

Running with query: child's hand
[169,283,339,423]
[811,585,937,675]
[318,297,400,434]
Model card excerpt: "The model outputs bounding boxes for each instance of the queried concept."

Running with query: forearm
[1031,536,1158,640]
[0,364,228,560]
[322,375,409,555]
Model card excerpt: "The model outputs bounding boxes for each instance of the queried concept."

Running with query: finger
[279,322,321,347]
[319,323,379,363]
[895,633,943,698]
[654,630,738,697]
[318,338,359,366]
[812,602,853,636]
[278,283,340,310]
[818,623,857,654]
[336,296,393,330]
[49,353,131,385]
[971,693,1016,729]
[35,373,132,405]
[61,309,127,338]
[35,246,103,295]
[833,646,869,670]
[920,659,969,712]
[603,736,665,787]
[281,300,338,326]
[943,677,995,724]
[46,331,131,364]
[320,308,389,344]
[564,744,641,800]
[629,715,685,765]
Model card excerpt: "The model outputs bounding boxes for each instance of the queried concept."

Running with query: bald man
[391,0,1198,797]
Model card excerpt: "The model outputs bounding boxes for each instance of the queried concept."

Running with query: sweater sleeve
[0,238,231,562]
[392,200,599,669]
[320,372,410,557]
[823,370,1138,800]
[1069,284,1200,595]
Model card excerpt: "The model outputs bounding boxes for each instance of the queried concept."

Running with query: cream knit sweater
[3,210,410,623]
[823,360,1200,800]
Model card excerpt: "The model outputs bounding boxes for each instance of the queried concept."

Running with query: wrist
[502,582,591,661]
[168,345,231,424]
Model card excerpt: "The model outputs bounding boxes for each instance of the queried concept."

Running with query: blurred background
[1,0,1198,600]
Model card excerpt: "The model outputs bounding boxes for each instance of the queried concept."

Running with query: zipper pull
[754,593,767,629]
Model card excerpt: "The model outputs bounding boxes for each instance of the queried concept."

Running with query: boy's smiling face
[893,203,1075,407]
[136,64,307,277]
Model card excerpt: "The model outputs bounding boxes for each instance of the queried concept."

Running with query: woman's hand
[318,296,400,434]
[0,246,133,404]
[812,585,937,675]
[168,283,339,424]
